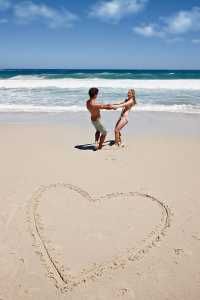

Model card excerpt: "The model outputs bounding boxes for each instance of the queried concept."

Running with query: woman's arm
[113,98,134,109]
[112,100,126,105]
[112,98,127,106]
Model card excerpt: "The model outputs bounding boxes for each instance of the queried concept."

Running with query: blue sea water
[0,69,200,113]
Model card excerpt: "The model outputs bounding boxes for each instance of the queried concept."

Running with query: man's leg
[94,119,107,150]
[95,131,100,144]
[97,134,106,150]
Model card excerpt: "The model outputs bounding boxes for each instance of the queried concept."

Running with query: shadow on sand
[75,140,115,151]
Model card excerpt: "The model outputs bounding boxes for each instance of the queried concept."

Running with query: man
[86,87,114,150]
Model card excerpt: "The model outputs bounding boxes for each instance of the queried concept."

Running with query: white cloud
[89,0,148,23]
[133,6,200,42]
[192,38,200,44]
[133,24,163,37]
[0,0,10,10]
[13,1,78,28]
[165,7,200,34]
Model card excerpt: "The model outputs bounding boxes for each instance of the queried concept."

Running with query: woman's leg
[115,117,128,145]
[114,118,121,145]
[119,132,122,143]
[115,131,120,145]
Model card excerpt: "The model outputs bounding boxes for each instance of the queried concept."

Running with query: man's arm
[92,103,113,110]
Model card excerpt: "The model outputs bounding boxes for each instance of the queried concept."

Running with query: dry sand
[0,113,200,300]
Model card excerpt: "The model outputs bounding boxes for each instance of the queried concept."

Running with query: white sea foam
[0,104,199,114]
[0,77,200,90]
[10,75,46,80]
[0,104,87,113]
[135,104,200,113]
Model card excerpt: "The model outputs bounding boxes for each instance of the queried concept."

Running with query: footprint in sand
[116,287,135,299]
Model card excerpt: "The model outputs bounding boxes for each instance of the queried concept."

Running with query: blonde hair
[130,89,137,105]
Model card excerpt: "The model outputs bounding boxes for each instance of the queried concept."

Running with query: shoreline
[0,111,199,138]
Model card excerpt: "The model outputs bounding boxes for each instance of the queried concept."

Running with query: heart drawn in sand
[28,184,171,292]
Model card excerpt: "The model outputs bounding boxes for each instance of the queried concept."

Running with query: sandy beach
[0,111,200,300]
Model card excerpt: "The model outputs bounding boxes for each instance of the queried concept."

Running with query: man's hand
[105,104,113,110]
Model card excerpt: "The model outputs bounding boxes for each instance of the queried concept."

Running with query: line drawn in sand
[27,183,171,293]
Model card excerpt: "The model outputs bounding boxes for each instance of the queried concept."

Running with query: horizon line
[1,68,200,71]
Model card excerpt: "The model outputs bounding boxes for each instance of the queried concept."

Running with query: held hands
[111,104,120,110]
[111,104,118,110]
[106,104,117,110]
[105,104,120,110]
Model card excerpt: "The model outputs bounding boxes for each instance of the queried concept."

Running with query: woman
[113,89,137,146]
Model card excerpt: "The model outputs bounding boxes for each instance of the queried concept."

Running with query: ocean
[0,69,200,114]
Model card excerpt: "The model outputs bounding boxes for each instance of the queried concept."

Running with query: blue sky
[0,0,200,69]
